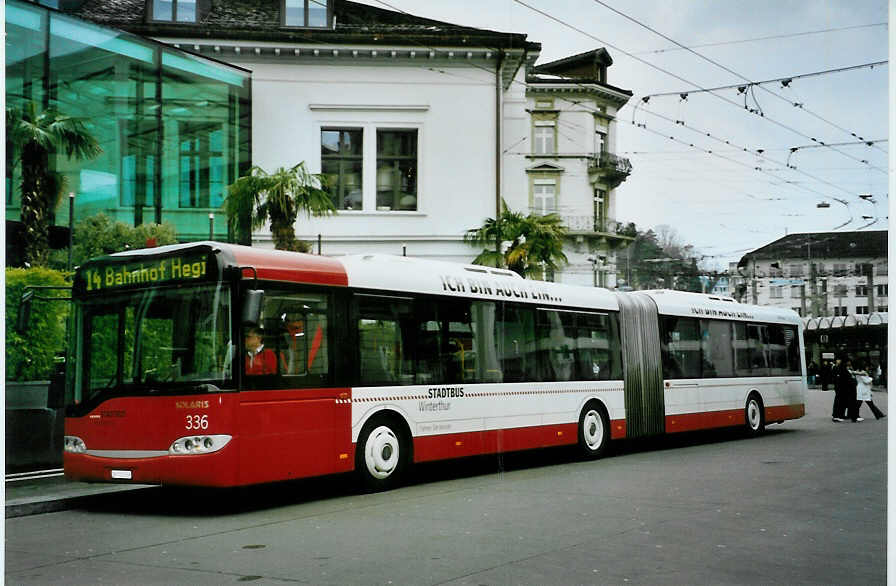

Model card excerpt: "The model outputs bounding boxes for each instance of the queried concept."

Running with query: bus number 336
[185,414,209,430]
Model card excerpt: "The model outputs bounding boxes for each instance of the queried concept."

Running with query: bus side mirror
[242,289,264,326]
[15,289,34,334]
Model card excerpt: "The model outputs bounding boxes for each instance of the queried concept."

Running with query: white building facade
[67,0,634,280]
[731,231,888,317]
[518,49,633,287]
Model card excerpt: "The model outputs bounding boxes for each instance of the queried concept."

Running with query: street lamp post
[208,213,214,240]
[67,192,75,270]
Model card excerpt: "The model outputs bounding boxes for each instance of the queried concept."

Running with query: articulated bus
[63,242,806,490]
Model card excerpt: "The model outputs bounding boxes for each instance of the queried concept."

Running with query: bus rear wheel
[578,402,610,459]
[356,417,408,491]
[745,393,765,436]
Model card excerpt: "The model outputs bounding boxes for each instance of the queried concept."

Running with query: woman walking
[855,362,886,420]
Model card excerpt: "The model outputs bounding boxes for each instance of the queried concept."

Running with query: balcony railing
[558,216,631,237]
[588,152,632,184]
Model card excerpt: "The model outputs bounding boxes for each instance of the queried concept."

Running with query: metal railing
[589,152,632,176]
[556,215,624,234]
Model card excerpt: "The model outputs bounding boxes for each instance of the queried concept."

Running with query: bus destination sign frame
[79,253,214,293]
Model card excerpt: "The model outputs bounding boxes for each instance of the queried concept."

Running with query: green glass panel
[162,51,247,87]
[6,0,249,244]
[50,13,154,63]
[7,2,43,31]
[6,1,49,211]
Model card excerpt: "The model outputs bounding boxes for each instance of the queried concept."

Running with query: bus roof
[339,254,620,311]
[640,289,802,325]
[89,243,798,323]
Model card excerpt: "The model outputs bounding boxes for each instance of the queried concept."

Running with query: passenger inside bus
[282,312,306,375]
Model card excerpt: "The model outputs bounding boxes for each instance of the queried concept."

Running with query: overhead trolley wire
[634,22,888,55]
[642,62,888,99]
[592,0,889,166]
[369,0,864,232]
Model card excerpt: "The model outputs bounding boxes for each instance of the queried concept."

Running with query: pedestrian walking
[807,361,818,386]
[832,357,857,422]
[854,362,886,420]
[820,359,833,391]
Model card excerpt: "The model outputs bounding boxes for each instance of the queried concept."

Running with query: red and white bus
[63,242,806,490]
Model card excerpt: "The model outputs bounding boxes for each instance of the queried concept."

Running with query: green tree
[464,203,568,279]
[7,102,102,266]
[223,163,335,250]
[617,223,710,291]
[5,267,70,381]
[49,213,178,268]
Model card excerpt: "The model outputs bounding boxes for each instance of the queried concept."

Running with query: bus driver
[245,326,278,375]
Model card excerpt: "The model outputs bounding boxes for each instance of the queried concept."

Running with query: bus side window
[356,295,413,385]
[244,289,330,387]
[576,312,612,381]
[701,320,734,378]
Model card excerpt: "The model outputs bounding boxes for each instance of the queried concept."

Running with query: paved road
[6,390,886,585]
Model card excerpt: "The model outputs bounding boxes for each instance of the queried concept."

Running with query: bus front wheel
[578,402,610,459]
[745,393,765,436]
[356,417,408,491]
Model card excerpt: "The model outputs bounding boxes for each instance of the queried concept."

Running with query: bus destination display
[81,254,210,292]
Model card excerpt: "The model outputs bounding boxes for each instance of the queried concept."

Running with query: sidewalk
[6,475,155,518]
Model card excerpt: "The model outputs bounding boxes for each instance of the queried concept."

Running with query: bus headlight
[64,436,87,453]
[169,434,232,455]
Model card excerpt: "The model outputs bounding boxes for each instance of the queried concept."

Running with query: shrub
[6,267,71,381]
[48,213,178,269]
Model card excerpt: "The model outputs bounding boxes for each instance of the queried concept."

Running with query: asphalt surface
[5,388,887,584]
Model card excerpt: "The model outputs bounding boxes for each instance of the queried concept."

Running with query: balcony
[588,152,632,187]
[559,216,634,244]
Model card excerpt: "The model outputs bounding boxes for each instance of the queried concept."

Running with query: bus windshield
[71,283,232,405]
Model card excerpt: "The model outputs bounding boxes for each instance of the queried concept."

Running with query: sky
[357,0,890,270]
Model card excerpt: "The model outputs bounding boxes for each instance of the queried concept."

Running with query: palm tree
[464,202,568,278]
[7,102,102,266]
[223,163,335,250]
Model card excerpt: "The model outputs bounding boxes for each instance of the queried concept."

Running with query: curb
[6,485,157,519]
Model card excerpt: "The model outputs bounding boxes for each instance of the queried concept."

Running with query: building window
[856,285,869,296]
[833,263,848,277]
[178,122,225,209]
[788,264,803,277]
[151,0,197,22]
[876,284,888,297]
[594,131,606,156]
[789,285,801,299]
[120,119,157,207]
[834,306,848,317]
[856,306,869,315]
[121,154,155,207]
[834,284,848,297]
[532,180,556,215]
[533,122,556,155]
[321,128,362,210]
[770,286,783,299]
[376,129,417,211]
[594,189,607,232]
[284,0,330,27]
[878,305,887,312]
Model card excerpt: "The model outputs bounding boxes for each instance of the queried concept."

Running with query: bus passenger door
[237,288,349,485]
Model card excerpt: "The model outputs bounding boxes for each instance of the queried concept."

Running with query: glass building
[6,0,251,243]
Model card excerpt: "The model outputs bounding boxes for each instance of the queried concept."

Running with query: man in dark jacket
[832,357,858,422]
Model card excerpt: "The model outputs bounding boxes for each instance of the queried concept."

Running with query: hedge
[6,267,71,381]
